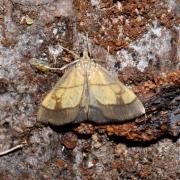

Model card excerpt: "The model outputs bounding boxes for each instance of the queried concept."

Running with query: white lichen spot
[167,0,177,11]
[91,0,100,8]
[38,39,44,44]
[137,59,148,72]
[87,161,94,168]
[53,28,58,35]
[116,49,136,69]
[116,21,173,72]
[56,0,74,17]
[48,45,63,59]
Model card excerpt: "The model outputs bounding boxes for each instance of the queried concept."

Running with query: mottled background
[0,0,179,179]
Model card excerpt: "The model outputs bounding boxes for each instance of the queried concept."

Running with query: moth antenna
[106,46,110,63]
[85,33,92,57]
[58,45,80,59]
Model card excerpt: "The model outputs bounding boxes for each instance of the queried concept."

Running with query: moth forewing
[37,51,145,125]
[88,63,145,123]
[37,65,87,125]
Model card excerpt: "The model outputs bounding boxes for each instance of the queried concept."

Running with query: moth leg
[30,58,79,73]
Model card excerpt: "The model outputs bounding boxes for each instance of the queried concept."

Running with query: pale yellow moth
[37,51,145,125]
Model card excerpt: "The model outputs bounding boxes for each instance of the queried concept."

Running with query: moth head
[80,50,91,62]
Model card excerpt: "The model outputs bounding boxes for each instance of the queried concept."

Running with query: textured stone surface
[0,0,179,179]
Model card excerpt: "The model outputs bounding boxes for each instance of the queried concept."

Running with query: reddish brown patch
[73,0,178,53]
[56,159,65,170]
[139,164,152,178]
[61,132,78,149]
[134,70,180,97]
[74,123,95,135]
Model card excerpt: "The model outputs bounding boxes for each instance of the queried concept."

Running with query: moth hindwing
[38,51,145,125]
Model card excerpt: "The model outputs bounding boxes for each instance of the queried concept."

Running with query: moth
[37,51,145,125]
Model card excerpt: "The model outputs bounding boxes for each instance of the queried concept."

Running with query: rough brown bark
[0,0,179,179]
